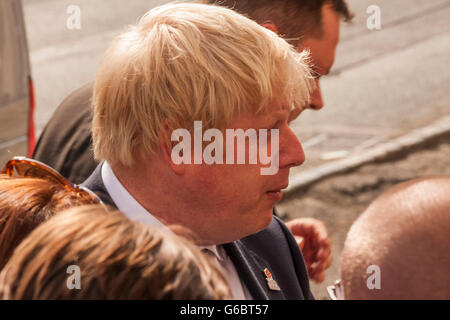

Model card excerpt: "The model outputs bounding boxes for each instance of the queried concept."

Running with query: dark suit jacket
[82,164,314,300]
[33,83,98,185]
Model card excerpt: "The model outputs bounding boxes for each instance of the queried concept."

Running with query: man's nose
[308,78,324,110]
[279,125,305,169]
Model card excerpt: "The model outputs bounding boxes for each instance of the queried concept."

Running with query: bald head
[341,176,450,299]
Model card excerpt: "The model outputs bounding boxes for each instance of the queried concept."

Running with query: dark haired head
[202,0,353,44]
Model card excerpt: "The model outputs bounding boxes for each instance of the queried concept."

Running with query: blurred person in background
[333,176,450,300]
[0,157,100,270]
[33,0,353,283]
[0,205,231,299]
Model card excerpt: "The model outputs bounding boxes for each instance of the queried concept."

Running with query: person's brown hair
[203,0,354,43]
[0,205,232,299]
[0,175,98,270]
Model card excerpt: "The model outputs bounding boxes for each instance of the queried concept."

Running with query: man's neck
[109,158,240,246]
[110,160,176,226]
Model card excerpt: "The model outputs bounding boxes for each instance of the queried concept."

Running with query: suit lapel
[223,241,284,300]
[81,163,117,209]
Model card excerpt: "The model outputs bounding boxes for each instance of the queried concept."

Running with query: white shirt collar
[102,161,169,230]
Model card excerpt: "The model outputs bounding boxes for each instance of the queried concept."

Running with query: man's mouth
[265,183,289,200]
[267,183,289,192]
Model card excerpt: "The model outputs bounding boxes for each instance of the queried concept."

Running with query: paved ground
[276,136,450,299]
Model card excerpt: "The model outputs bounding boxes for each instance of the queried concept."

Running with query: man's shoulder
[42,82,94,125]
[230,216,313,299]
[35,82,94,139]
[56,82,94,117]
[33,82,96,184]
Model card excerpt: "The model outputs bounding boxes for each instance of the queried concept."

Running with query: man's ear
[261,22,278,34]
[160,122,185,176]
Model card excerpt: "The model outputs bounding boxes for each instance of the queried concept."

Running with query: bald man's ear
[261,22,278,34]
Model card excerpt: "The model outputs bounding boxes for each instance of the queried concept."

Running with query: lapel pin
[263,268,280,291]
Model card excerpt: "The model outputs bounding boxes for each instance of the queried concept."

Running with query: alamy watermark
[366,264,381,290]
[66,265,81,290]
[171,121,280,175]
[366,5,382,30]
[66,5,81,30]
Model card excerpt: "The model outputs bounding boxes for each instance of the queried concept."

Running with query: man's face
[180,100,305,245]
[297,3,340,111]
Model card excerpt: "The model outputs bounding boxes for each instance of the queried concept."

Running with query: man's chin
[255,209,274,233]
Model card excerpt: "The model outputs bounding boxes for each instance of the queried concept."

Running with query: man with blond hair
[34,0,353,284]
[82,2,315,299]
[339,176,450,299]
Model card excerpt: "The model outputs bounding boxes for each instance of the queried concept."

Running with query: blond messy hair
[92,2,313,166]
[0,205,231,299]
